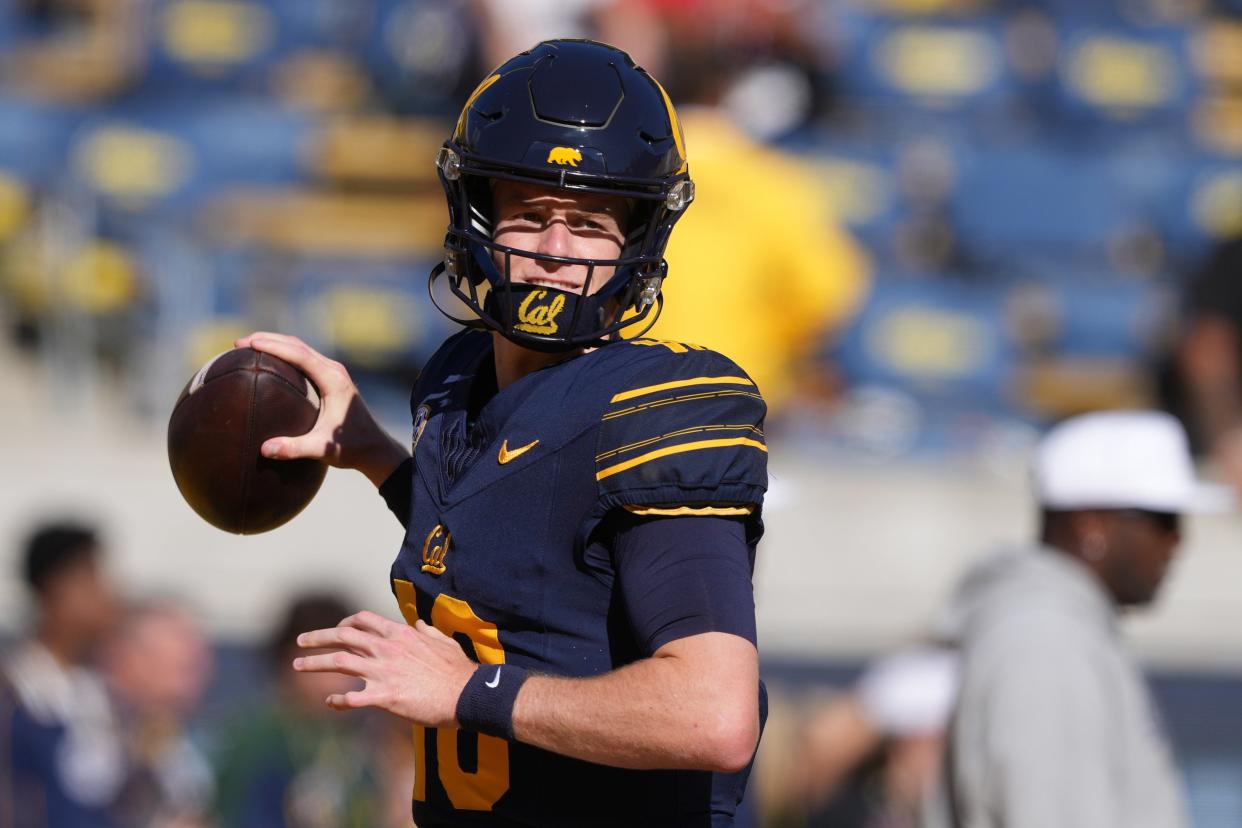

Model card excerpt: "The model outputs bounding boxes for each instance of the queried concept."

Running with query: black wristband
[455,663,529,740]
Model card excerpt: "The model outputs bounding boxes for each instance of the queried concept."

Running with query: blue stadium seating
[1053,24,1198,129]
[68,97,311,222]
[0,96,85,187]
[831,274,1017,409]
[950,146,1137,264]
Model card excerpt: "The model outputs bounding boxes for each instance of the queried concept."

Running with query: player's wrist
[455,664,530,740]
[356,435,411,488]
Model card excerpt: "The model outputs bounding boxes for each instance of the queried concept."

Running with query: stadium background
[0,0,1240,825]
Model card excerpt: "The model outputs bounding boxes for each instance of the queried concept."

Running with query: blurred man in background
[1174,236,1242,500]
[103,599,215,828]
[211,592,381,828]
[922,411,1218,828]
[1,520,125,827]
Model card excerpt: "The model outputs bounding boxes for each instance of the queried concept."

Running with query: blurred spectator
[1172,236,1242,499]
[472,0,601,71]
[793,647,957,828]
[211,593,383,828]
[599,5,869,415]
[1,520,125,827]
[922,411,1223,828]
[651,104,869,414]
[102,599,215,828]
[1,0,145,103]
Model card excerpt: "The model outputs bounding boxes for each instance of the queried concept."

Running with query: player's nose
[535,219,573,259]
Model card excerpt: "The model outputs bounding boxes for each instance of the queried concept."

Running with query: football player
[239,39,768,826]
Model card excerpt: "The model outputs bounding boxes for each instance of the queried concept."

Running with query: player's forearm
[510,633,759,773]
[355,432,411,488]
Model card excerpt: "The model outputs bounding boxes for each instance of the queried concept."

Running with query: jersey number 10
[393,578,509,811]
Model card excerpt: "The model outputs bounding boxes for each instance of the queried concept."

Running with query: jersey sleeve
[611,512,757,654]
[593,342,768,516]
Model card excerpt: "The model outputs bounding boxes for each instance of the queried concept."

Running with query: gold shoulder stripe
[596,423,764,462]
[624,504,754,517]
[596,437,767,481]
[611,376,753,404]
[603,389,763,422]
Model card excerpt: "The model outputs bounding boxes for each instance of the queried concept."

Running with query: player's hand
[293,610,476,728]
[235,332,409,487]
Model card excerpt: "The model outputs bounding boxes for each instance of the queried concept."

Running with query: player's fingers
[340,610,398,637]
[260,379,361,460]
[326,688,378,711]
[234,331,304,350]
[260,431,337,463]
[296,626,375,654]
[293,650,369,677]
[247,335,347,393]
[415,619,451,642]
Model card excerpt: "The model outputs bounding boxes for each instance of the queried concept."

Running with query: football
[168,347,328,534]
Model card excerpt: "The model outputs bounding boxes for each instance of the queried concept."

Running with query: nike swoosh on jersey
[498,438,540,464]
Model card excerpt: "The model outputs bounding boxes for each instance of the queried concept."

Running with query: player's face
[491,180,630,295]
[1106,509,1182,606]
[46,553,118,646]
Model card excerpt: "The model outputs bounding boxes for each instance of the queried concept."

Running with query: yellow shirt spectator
[649,109,870,413]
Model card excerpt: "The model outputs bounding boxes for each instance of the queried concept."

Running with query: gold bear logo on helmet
[546,147,583,167]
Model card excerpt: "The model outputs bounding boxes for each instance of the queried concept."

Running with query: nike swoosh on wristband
[485,667,502,688]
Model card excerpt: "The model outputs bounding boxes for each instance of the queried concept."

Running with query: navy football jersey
[387,329,768,827]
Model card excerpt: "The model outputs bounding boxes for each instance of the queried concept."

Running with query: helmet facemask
[431,145,692,352]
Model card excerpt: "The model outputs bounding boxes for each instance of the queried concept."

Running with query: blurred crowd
[3,0,1242,475]
[1,520,414,828]
[1,0,1241,496]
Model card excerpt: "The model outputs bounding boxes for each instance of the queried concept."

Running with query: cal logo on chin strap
[514,290,566,334]
[546,147,582,167]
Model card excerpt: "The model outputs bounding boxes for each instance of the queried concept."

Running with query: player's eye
[572,214,609,232]
[498,206,542,226]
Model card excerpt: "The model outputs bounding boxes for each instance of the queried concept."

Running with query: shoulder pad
[409,329,488,417]
[594,339,768,512]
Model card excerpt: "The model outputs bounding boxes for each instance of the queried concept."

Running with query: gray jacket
[921,545,1188,828]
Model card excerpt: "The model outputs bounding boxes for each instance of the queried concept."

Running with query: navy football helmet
[430,39,694,352]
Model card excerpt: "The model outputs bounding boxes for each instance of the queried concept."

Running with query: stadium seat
[950,146,1138,264]
[0,95,83,186]
[144,0,288,94]
[830,274,1016,409]
[833,16,1017,121]
[1054,24,1196,127]
[68,98,312,222]
[1162,158,1242,261]
[287,257,452,369]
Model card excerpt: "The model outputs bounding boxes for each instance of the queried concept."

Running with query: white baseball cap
[857,647,958,736]
[1033,410,1233,513]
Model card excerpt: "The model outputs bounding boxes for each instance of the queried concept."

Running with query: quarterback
[240,40,768,826]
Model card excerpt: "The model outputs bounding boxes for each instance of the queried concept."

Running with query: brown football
[168,348,328,534]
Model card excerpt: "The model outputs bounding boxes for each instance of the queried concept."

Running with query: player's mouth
[523,276,582,292]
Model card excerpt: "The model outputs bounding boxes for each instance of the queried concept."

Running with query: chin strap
[427,260,667,350]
